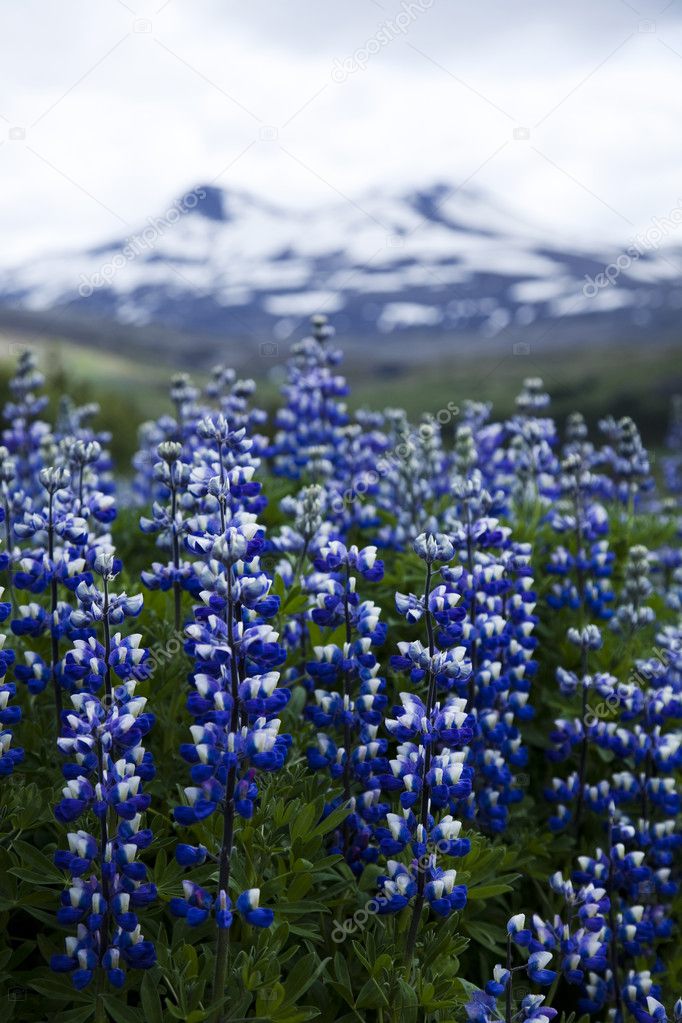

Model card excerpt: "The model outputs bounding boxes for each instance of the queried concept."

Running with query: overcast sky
[1,0,681,264]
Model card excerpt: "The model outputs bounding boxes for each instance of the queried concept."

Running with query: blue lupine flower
[301,532,389,874]
[313,540,384,582]
[597,414,652,506]
[8,425,119,732]
[468,913,559,1022]
[0,673,24,777]
[236,888,274,927]
[133,363,266,506]
[527,951,557,986]
[368,407,449,550]
[172,432,290,958]
[413,531,454,565]
[3,316,679,1015]
[610,544,656,636]
[139,441,196,628]
[372,533,473,960]
[546,625,608,836]
[269,315,349,490]
[51,681,156,988]
[439,463,538,834]
[2,350,51,498]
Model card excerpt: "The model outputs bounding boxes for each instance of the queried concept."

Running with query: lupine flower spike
[171,417,290,1020]
[51,549,155,991]
[0,568,22,777]
[140,441,193,629]
[382,531,473,962]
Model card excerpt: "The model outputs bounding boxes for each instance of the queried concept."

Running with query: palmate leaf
[8,839,62,876]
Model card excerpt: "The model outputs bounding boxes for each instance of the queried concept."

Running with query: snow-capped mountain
[1,182,680,342]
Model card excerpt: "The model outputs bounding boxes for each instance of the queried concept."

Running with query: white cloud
[1,0,681,264]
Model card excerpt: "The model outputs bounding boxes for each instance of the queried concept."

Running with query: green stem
[95,734,110,1019]
[292,538,309,589]
[405,562,435,966]
[341,561,353,852]
[212,563,240,1023]
[505,935,513,1023]
[170,461,182,632]
[94,972,108,1022]
[342,563,352,798]
[47,489,63,730]
[607,820,624,1021]
[102,576,112,704]
[212,770,235,1023]
[574,645,589,843]
[2,493,16,614]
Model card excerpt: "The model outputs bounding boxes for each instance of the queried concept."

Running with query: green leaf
[101,997,143,1023]
[333,951,352,991]
[280,953,330,1008]
[307,802,350,840]
[290,802,319,845]
[355,979,388,1010]
[276,900,330,917]
[56,1007,96,1023]
[463,920,507,955]
[182,942,200,979]
[140,972,164,1023]
[8,867,62,886]
[30,977,88,1002]
[467,882,514,900]
[10,840,63,880]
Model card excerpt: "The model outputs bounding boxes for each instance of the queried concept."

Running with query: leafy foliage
[0,332,680,1023]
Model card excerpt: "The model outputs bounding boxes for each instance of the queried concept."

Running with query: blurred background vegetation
[0,329,679,471]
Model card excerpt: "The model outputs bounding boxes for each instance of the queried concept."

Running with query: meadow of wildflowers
[0,319,680,1023]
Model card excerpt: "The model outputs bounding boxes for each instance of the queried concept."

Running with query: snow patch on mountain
[0,181,680,339]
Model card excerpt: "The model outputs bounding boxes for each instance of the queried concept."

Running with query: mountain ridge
[0,181,679,343]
